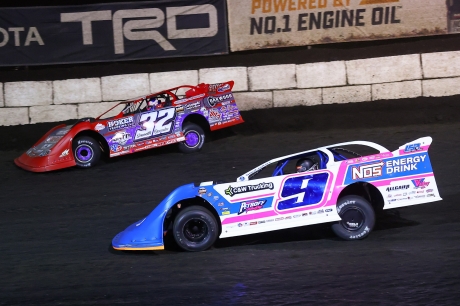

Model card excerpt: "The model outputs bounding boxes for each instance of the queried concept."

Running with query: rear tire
[332,195,375,240]
[173,206,218,252]
[178,123,205,153]
[72,136,101,168]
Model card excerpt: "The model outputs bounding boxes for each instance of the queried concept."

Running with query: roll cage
[237,141,390,182]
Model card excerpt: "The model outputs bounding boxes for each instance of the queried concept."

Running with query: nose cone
[112,220,164,251]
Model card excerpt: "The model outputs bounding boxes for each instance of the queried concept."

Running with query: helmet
[147,98,159,110]
[296,158,318,172]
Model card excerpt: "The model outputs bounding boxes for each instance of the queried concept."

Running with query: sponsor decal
[426,189,433,193]
[258,220,265,224]
[349,226,370,239]
[238,200,266,215]
[108,116,134,131]
[218,202,225,206]
[222,211,230,215]
[175,93,206,104]
[337,200,355,214]
[427,194,435,197]
[325,208,333,212]
[95,123,105,131]
[220,207,229,211]
[208,83,223,92]
[185,101,201,110]
[412,178,430,189]
[275,217,284,221]
[317,209,324,214]
[207,93,234,107]
[110,144,122,152]
[110,131,132,145]
[285,216,292,219]
[225,182,274,197]
[302,213,308,217]
[198,188,206,195]
[175,106,184,112]
[352,162,383,180]
[266,219,274,222]
[386,155,427,174]
[217,84,231,92]
[293,214,301,218]
[386,185,409,192]
[250,221,257,225]
[404,143,421,153]
[59,149,69,158]
[208,109,222,123]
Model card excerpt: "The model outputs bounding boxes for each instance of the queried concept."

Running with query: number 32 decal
[135,108,176,140]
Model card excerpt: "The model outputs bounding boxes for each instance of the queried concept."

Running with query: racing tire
[173,206,218,252]
[331,195,375,241]
[72,136,101,168]
[178,123,205,153]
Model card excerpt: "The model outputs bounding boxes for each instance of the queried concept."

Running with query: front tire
[332,195,375,241]
[173,206,218,252]
[72,136,101,168]
[178,123,205,153]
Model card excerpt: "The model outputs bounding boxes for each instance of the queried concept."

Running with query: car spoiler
[185,81,234,97]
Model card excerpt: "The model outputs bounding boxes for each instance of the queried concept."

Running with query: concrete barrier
[5,81,52,107]
[150,70,198,94]
[30,104,77,124]
[422,77,460,97]
[296,61,346,89]
[249,64,296,91]
[422,51,460,79]
[273,89,322,107]
[101,73,150,101]
[2,51,460,126]
[0,107,28,126]
[323,85,371,104]
[54,78,101,105]
[347,55,422,85]
[372,81,422,101]
[199,67,248,92]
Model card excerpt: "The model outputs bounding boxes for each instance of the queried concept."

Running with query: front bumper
[14,152,76,172]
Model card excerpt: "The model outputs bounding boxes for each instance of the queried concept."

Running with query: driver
[146,98,160,111]
[296,158,318,173]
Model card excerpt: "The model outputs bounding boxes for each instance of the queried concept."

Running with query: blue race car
[112,137,441,252]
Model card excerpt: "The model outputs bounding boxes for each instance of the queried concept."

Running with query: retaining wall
[1,51,460,126]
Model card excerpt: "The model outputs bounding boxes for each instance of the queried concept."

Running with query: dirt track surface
[1,97,460,305]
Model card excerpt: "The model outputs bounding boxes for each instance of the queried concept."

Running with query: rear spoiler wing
[185,81,234,97]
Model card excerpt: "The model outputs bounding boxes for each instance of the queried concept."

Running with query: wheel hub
[340,207,365,231]
[183,219,208,242]
[76,145,94,163]
[184,131,200,148]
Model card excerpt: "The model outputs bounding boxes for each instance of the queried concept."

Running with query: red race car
[15,81,244,172]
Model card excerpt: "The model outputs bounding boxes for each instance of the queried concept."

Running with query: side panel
[209,171,340,239]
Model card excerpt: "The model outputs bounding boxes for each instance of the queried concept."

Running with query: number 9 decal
[135,108,176,140]
[276,173,329,211]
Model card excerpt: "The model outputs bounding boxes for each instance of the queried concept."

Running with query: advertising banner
[228,0,453,52]
[0,0,228,66]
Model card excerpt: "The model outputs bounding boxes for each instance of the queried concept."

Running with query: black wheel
[72,136,101,168]
[173,206,218,252]
[178,123,205,153]
[332,195,375,241]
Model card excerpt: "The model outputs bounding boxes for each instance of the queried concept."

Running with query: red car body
[15,81,244,172]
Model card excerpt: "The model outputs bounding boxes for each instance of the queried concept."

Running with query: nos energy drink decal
[344,153,432,184]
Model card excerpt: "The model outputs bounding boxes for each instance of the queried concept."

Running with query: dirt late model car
[15,81,243,172]
[112,136,441,252]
